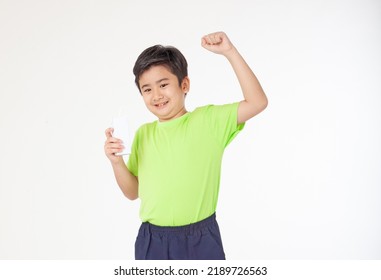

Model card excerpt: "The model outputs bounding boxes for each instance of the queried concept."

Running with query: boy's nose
[153,90,164,101]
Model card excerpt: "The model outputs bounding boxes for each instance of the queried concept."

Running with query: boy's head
[133,45,188,92]
[133,45,190,122]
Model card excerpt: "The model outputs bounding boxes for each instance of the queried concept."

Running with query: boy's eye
[160,83,168,88]
[143,88,151,93]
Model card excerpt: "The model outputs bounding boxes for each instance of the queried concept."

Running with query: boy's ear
[181,76,190,94]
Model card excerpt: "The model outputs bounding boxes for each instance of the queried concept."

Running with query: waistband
[139,213,217,235]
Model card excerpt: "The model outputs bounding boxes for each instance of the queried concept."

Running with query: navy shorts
[135,213,226,260]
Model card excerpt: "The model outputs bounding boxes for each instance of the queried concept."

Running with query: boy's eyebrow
[141,78,170,89]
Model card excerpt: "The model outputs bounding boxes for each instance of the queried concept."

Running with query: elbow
[124,192,138,201]
[238,96,268,123]
[261,97,268,111]
[256,94,268,114]
[253,97,268,116]
[123,186,138,200]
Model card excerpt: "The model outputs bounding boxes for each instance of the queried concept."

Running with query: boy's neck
[158,107,188,122]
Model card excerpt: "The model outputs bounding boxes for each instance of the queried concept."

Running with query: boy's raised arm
[201,32,268,124]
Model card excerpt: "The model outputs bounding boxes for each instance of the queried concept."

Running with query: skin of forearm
[111,160,138,200]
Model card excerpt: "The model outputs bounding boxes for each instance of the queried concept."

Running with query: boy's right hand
[104,128,125,164]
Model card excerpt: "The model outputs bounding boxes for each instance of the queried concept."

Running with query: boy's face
[139,65,189,122]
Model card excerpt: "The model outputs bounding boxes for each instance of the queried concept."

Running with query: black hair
[133,45,188,92]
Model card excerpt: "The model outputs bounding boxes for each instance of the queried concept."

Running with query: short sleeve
[204,102,245,148]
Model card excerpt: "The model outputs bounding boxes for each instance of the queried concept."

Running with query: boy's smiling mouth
[154,101,169,108]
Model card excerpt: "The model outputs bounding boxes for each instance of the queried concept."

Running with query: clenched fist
[201,31,235,55]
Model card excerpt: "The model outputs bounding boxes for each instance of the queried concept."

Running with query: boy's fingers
[106,148,124,156]
[107,143,124,150]
[105,127,114,138]
[203,32,224,45]
[106,137,123,145]
[212,33,223,44]
[206,35,217,45]
[105,142,124,155]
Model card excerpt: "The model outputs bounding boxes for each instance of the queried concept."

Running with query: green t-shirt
[127,102,244,226]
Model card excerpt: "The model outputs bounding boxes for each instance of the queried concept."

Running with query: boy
[104,32,268,260]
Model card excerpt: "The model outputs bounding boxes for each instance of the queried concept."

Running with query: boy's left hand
[201,31,235,56]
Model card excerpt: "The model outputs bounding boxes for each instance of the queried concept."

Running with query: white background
[0,0,380,259]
